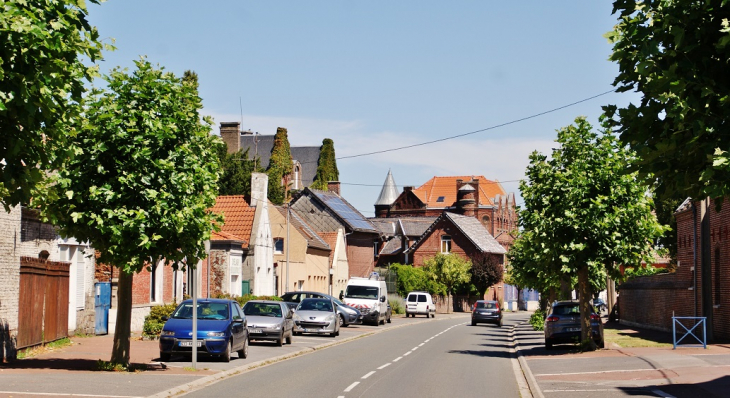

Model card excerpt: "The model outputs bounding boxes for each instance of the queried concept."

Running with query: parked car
[293,298,340,337]
[405,291,436,318]
[471,300,502,327]
[281,291,362,327]
[592,297,607,313]
[242,300,294,346]
[159,299,248,362]
[544,300,604,350]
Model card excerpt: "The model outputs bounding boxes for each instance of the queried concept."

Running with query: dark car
[281,291,362,327]
[159,299,248,362]
[592,297,607,313]
[471,300,503,327]
[242,300,294,346]
[544,300,604,349]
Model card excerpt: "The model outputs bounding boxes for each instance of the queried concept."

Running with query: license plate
[179,341,202,347]
[249,329,262,334]
[566,327,581,332]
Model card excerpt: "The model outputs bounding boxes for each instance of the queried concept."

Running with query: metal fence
[672,316,707,349]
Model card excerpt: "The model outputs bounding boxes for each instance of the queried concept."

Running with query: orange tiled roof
[412,176,506,208]
[211,231,246,242]
[318,232,339,266]
[210,195,255,249]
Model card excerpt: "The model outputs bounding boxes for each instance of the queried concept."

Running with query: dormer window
[436,196,445,203]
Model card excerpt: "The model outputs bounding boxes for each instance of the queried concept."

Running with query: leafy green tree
[604,0,730,202]
[469,253,504,299]
[390,263,445,296]
[424,253,471,313]
[42,59,222,365]
[267,127,292,204]
[311,138,339,190]
[0,0,107,209]
[509,116,665,350]
[218,148,259,196]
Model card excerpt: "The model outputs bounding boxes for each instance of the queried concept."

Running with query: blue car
[159,299,249,362]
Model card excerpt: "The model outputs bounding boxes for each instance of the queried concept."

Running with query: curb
[149,314,464,397]
[512,321,544,398]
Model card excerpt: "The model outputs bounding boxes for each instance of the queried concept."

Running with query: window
[274,238,284,254]
[436,196,445,203]
[441,235,452,254]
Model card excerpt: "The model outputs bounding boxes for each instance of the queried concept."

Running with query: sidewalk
[513,318,730,398]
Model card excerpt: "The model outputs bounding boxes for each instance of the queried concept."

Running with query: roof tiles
[210,195,255,249]
[411,176,506,208]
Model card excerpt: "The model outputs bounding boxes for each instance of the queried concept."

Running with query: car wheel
[387,313,392,323]
[498,319,503,327]
[431,313,435,318]
[339,314,345,327]
[237,337,249,359]
[277,332,284,347]
[545,339,553,350]
[286,332,292,345]
[222,340,232,362]
[598,339,605,349]
[471,320,477,326]
[160,352,171,361]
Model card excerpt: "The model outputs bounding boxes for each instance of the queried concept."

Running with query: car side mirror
[380,295,386,302]
[162,316,169,321]
[339,291,344,300]
[233,317,244,324]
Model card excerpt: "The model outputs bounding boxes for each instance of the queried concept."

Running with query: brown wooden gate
[17,257,70,349]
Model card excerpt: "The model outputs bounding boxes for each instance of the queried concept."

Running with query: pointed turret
[374,169,399,218]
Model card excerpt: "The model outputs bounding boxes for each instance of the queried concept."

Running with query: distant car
[544,300,604,350]
[405,291,436,318]
[592,298,607,313]
[293,298,340,337]
[159,299,248,362]
[242,300,294,346]
[281,291,362,327]
[471,300,502,327]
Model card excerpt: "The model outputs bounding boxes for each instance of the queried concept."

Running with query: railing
[672,316,707,349]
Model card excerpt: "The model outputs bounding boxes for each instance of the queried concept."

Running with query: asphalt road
[183,313,521,398]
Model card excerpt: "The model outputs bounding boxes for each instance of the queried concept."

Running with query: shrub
[529,309,545,331]
[389,295,404,314]
[143,302,177,337]
[234,294,281,307]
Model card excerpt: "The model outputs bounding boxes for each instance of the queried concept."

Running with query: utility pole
[286,202,290,292]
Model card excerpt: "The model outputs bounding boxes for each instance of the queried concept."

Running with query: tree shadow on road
[618,375,730,398]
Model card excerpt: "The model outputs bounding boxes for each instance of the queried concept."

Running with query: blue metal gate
[94,282,111,335]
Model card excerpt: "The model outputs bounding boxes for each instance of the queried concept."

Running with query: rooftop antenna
[239,96,243,126]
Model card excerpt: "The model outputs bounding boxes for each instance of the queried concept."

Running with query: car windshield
[344,285,378,299]
[172,302,229,320]
[243,302,282,317]
[298,299,333,312]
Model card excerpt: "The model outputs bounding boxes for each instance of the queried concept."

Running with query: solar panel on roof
[315,192,377,232]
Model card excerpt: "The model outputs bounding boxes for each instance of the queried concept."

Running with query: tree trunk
[111,269,133,365]
[559,278,572,300]
[577,266,596,351]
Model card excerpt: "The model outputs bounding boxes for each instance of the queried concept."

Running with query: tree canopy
[311,138,339,191]
[508,116,665,349]
[604,0,730,202]
[469,253,504,298]
[267,127,292,204]
[0,0,107,210]
[217,146,260,196]
[42,59,222,364]
[424,253,471,312]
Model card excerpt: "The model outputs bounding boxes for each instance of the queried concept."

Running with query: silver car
[293,298,340,337]
[544,300,604,349]
[242,300,294,346]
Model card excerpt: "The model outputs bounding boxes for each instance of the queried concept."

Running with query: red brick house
[620,198,730,341]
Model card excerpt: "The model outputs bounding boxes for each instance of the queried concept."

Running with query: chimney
[403,186,414,192]
[220,122,241,154]
[251,172,268,207]
[327,181,341,196]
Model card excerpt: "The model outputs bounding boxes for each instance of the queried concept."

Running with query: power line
[335,89,616,160]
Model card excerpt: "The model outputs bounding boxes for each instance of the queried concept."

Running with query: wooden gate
[17,257,70,349]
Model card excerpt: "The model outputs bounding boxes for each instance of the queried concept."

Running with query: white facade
[249,173,275,296]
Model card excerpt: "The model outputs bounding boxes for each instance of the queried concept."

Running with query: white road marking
[344,382,360,392]
[419,343,425,347]
[403,351,412,356]
[393,356,403,362]
[362,371,376,379]
[412,347,419,351]
[377,363,391,370]
[0,393,142,398]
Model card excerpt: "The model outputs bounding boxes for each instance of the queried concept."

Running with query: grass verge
[17,337,73,359]
[603,328,673,348]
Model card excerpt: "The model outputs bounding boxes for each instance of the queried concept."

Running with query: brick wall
[621,198,730,340]
[346,233,375,278]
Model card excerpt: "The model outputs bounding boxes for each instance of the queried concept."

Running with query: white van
[340,275,390,326]
[405,291,435,318]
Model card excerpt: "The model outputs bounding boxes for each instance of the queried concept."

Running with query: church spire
[374,170,399,218]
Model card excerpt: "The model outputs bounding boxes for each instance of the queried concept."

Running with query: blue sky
[87,1,640,216]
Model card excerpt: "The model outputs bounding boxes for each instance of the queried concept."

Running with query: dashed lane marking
[377,363,391,370]
[344,382,359,392]
[362,371,376,379]
[393,356,403,362]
